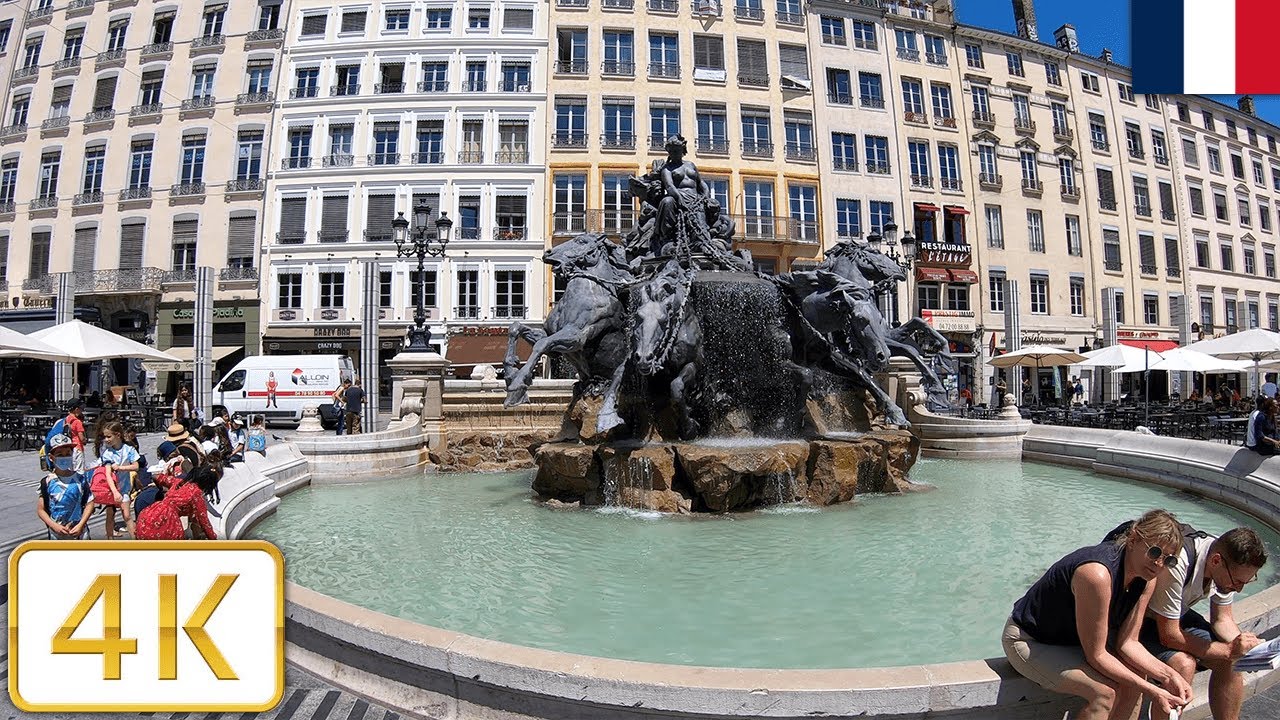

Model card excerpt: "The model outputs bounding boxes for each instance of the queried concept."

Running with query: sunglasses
[1142,543,1180,568]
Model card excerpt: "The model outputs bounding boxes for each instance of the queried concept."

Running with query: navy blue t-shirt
[1011,542,1146,647]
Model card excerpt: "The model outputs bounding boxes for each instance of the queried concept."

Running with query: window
[1214,191,1229,221]
[467,6,490,29]
[851,20,876,50]
[946,285,969,312]
[1195,235,1211,267]
[1189,186,1205,216]
[1263,200,1273,232]
[22,37,41,69]
[1231,152,1246,180]
[456,270,479,314]
[739,182,772,236]
[908,140,930,186]
[1139,233,1157,274]
[495,270,526,317]
[778,43,809,85]
[923,34,945,65]
[1165,236,1181,277]
[1012,93,1031,128]
[1226,117,1238,139]
[1029,275,1048,314]
[1059,158,1077,194]
[8,95,29,127]
[1207,144,1221,173]
[989,271,1005,312]
[1245,245,1258,274]
[1006,51,1023,77]
[1133,176,1151,215]
[1080,71,1099,92]
[202,5,225,37]
[648,33,679,77]
[1045,61,1060,86]
[300,13,327,37]
[1097,168,1116,210]
[1026,210,1044,252]
[864,135,889,173]
[385,8,410,31]
[783,112,813,159]
[1125,123,1144,159]
[1117,81,1134,103]
[171,219,197,272]
[1224,298,1238,331]
[258,1,281,30]
[1150,130,1168,165]
[235,130,262,180]
[868,200,893,234]
[692,34,722,74]
[1070,278,1085,316]
[821,16,845,45]
[425,8,452,29]
[138,70,163,106]
[1221,242,1235,272]
[1239,195,1252,226]
[917,283,941,311]
[938,146,960,190]
[81,147,105,195]
[128,140,152,189]
[192,65,216,99]
[319,271,345,308]
[964,43,983,68]
[1143,295,1159,325]
[463,61,486,92]
[602,100,635,146]
[931,83,953,121]
[985,205,1003,249]
[277,273,302,309]
[556,29,588,73]
[63,30,83,60]
[341,10,366,33]
[1272,300,1280,331]
[553,173,586,232]
[827,69,852,105]
[696,104,728,153]
[1158,181,1175,221]
[1089,113,1109,151]
[895,29,918,61]
[554,98,586,144]
[1103,229,1122,270]
[1182,137,1199,166]
[460,119,484,162]
[1267,248,1277,278]
[789,184,817,242]
[287,126,312,167]
[741,107,771,153]
[858,72,884,108]
[1019,150,1038,186]
[415,120,443,163]
[978,144,998,180]
[0,22,10,55]
[835,198,860,238]
[503,7,533,30]
[737,38,767,86]
[495,196,527,236]
[0,158,17,205]
[247,60,273,94]
[407,270,437,308]
[177,135,206,185]
[1200,295,1215,329]
[329,123,354,161]
[1065,215,1082,256]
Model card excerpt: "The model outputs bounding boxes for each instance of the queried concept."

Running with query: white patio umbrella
[29,319,180,362]
[1077,343,1164,368]
[1115,347,1250,374]
[1186,328,1280,395]
[0,325,77,362]
[988,346,1087,405]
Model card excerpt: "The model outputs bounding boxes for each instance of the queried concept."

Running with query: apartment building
[260,0,548,373]
[545,0,822,286]
[0,0,287,394]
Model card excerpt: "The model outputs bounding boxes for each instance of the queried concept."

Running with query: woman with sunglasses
[1002,510,1193,720]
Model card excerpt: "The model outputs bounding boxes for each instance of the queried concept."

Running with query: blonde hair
[1118,509,1182,551]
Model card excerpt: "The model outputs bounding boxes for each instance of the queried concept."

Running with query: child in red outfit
[135,466,220,540]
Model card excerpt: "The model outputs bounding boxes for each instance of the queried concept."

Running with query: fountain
[502,135,955,512]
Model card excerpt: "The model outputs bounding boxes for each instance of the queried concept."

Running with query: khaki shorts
[1002,617,1109,692]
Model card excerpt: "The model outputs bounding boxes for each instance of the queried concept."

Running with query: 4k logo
[8,541,283,712]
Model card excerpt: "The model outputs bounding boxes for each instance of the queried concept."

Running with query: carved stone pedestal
[296,405,324,434]
[386,351,451,449]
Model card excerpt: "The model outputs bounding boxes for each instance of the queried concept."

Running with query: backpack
[1103,520,1212,588]
[39,417,67,471]
[247,430,266,454]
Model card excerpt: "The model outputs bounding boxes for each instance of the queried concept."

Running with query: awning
[143,345,242,372]
[913,202,941,213]
[949,268,979,283]
[916,266,950,283]
[944,206,971,215]
[1118,339,1179,353]
[446,334,531,367]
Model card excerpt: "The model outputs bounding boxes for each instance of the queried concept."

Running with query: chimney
[1012,0,1039,41]
[1054,24,1079,53]
[1239,95,1258,117]
[1101,48,1113,63]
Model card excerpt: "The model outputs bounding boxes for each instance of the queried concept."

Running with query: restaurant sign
[916,242,972,267]
[1021,332,1067,345]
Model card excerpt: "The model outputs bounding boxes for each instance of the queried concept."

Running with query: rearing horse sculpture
[631,261,703,438]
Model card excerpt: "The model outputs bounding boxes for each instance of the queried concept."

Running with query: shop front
[155,301,260,398]
[262,325,409,401]
[920,308,978,401]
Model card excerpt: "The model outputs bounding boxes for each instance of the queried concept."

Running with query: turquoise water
[252,459,1280,669]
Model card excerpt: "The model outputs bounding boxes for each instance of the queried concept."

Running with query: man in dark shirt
[343,378,366,435]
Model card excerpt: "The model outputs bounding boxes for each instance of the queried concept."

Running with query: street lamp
[393,201,453,351]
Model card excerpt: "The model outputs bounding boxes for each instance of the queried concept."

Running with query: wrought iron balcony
[552,212,588,235]
[318,231,349,243]
[785,145,815,162]
[697,138,728,155]
[495,150,529,164]
[853,38,878,51]
[934,116,957,129]
[822,33,845,45]
[777,11,804,25]
[418,80,448,93]
[246,28,284,45]
[96,48,126,67]
[13,65,39,82]
[460,80,486,92]
[219,266,259,282]
[738,73,769,88]
[456,227,483,240]
[73,267,166,294]
[1014,117,1036,133]
[282,157,311,169]
[276,231,306,245]
[141,42,173,58]
[940,177,962,191]
[979,172,1002,188]
[911,174,933,189]
[1167,267,1181,278]
[1135,203,1152,218]
[1128,147,1145,160]
[558,0,588,5]
[1061,185,1080,199]
[30,196,58,210]
[897,48,920,62]
[1104,259,1123,272]
[1092,139,1110,152]
[601,133,636,150]
[170,182,206,197]
[904,111,928,124]
[73,191,103,206]
[649,62,680,79]
[454,306,481,319]
[498,80,531,92]
[236,91,275,106]
[734,215,812,244]
[118,187,151,201]
[866,162,891,175]
[180,96,216,112]
[458,150,485,163]
[1100,198,1117,211]
[163,269,198,284]
[602,60,635,76]
[972,110,995,127]
[1140,264,1158,276]
[192,35,225,51]
[84,109,114,126]
[861,96,885,109]
[832,157,858,171]
[828,92,852,105]
[494,305,528,319]
[1155,153,1169,166]
[368,153,401,166]
[1021,179,1043,194]
[552,133,588,148]
[0,124,28,139]
[493,227,528,241]
[225,178,264,193]
[926,52,948,66]
[735,4,764,19]
[0,201,15,214]
[41,115,70,131]
[1161,209,1176,221]
[1053,125,1074,141]
[290,86,319,99]
[130,103,163,118]
[53,57,82,74]
[648,0,678,11]
[322,154,355,167]
[742,140,773,158]
[28,5,53,22]
[23,276,53,293]
[375,82,406,94]
[411,151,444,164]
[603,0,633,7]
[555,60,588,74]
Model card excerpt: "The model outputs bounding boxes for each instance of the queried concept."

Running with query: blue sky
[954,0,1280,128]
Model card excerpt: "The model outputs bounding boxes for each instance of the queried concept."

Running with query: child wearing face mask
[91,421,139,539]
[37,434,95,540]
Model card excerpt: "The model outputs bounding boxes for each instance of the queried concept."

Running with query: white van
[212,355,355,425]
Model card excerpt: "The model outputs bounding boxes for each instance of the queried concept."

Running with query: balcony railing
[601,133,636,150]
[191,34,225,51]
[331,84,360,96]
[555,59,588,74]
[1021,179,1043,194]
[180,96,216,112]
[30,196,58,210]
[777,10,804,25]
[853,38,877,51]
[828,92,852,105]
[322,154,355,167]
[697,138,728,155]
[493,227,528,241]
[1161,209,1176,221]
[493,306,528,319]
[68,0,96,15]
[735,5,764,19]
[22,276,52,293]
[649,62,680,79]
[1061,185,1080,199]
[866,162,891,175]
[246,28,284,44]
[41,115,70,131]
[28,5,53,22]
[458,150,485,163]
[0,201,15,214]
[12,66,39,82]
[460,80,486,92]
[832,157,857,171]
[904,111,928,124]
[220,267,259,282]
[455,306,481,319]
[911,174,933,189]
[1092,139,1110,152]
[53,57,82,74]
[319,231,349,243]
[456,227,482,240]
[498,80,531,92]
[897,48,920,62]
[73,191,103,206]
[411,151,443,164]
[1100,198,1117,211]
[861,96,885,109]
[940,177,962,191]
[130,103,163,118]
[738,73,769,88]
[1155,153,1169,166]
[552,133,588,148]
[170,182,206,197]
[141,41,173,57]
[742,141,773,158]
[1135,203,1152,218]
[236,91,275,106]
[926,52,948,66]
[972,110,995,127]
[735,215,817,244]
[648,0,679,11]
[368,153,401,166]
[1140,264,1158,276]
[72,267,166,294]
[289,86,319,99]
[934,116,957,129]
[118,187,151,201]
[277,231,306,244]
[602,60,635,76]
[418,80,448,93]
[376,82,406,94]
[163,269,198,284]
[1104,259,1123,271]
[84,109,114,125]
[785,145,816,162]
[1128,147,1145,160]
[282,157,311,169]
[1053,125,1074,141]
[1014,117,1036,133]
[603,0,633,7]
[979,172,1002,188]
[0,124,28,139]
[1167,267,1181,279]
[225,178,264,193]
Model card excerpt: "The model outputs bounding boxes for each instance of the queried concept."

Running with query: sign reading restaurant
[916,242,972,267]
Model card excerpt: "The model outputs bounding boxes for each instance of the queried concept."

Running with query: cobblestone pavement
[2,437,1278,718]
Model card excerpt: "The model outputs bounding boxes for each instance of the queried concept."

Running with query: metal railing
[940,177,962,191]
[1061,185,1080,199]
[226,179,264,192]
[30,196,58,210]
[130,103,163,117]
[555,60,588,74]
[118,187,151,201]
[368,153,401,166]
[181,96,216,111]
[495,150,529,164]
[972,110,995,126]
[1053,125,1074,141]
[734,215,817,244]
[648,0,679,11]
[602,60,635,76]
[163,269,198,284]
[246,28,284,43]
[649,62,680,79]
[853,38,877,51]
[493,227,528,241]
[376,82,406,94]
[276,231,306,244]
[601,134,636,150]
[742,141,773,158]
[897,48,920,62]
[219,267,259,281]
[411,151,443,164]
[1135,203,1152,217]
[493,306,528,319]
[23,276,52,293]
[832,157,858,171]
[460,81,486,92]
[1140,264,1158,276]
[322,154,355,167]
[0,124,28,139]
[289,86,319,99]
[1014,117,1036,133]
[0,201,15,214]
[1128,147,1145,160]
[777,10,804,25]
[456,227,482,240]
[735,5,764,19]
[911,174,933,189]
[785,145,816,162]
[1161,209,1176,221]
[697,138,728,154]
[552,133,588,148]
[74,267,166,294]
[68,0,96,13]
[41,116,70,130]
[455,306,481,319]
[979,172,1002,187]
[904,111,928,124]
[237,91,275,105]
[1021,179,1043,193]
[866,162,891,175]
[170,182,206,197]
[1104,259,1122,271]
[458,150,485,163]
[861,96,885,109]
[828,92,852,105]
[319,231,349,243]
[934,116,957,128]
[141,41,173,56]
[498,80,531,92]
[53,57,82,73]
[1092,139,1110,151]
[926,52,948,66]
[13,66,39,82]
[1100,198,1117,211]
[282,157,311,169]
[84,109,114,124]
[73,191,103,206]
[331,84,360,96]
[603,0,633,7]
[191,35,225,50]
[1167,267,1181,278]
[418,80,449,92]
[738,73,769,88]
[1155,153,1169,166]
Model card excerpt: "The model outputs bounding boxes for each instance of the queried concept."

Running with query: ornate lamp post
[865,223,918,322]
[392,202,453,351]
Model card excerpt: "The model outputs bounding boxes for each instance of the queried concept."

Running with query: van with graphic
[212,355,355,426]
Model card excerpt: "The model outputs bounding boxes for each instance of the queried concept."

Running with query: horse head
[853,244,908,284]
[544,232,629,283]
[633,262,687,375]
[813,272,889,370]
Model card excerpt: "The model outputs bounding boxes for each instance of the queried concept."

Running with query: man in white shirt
[1129,527,1268,720]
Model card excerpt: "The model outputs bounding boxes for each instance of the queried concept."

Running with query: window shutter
[411,192,440,220]
[737,39,766,75]
[694,35,724,69]
[0,234,8,284]
[321,196,349,236]
[227,215,256,259]
[279,198,307,239]
[503,8,533,29]
[73,226,97,275]
[1165,237,1181,273]
[340,11,365,32]
[29,232,50,277]
[119,221,145,268]
[92,76,117,111]
[779,44,808,80]
[365,194,396,240]
[1139,235,1157,267]
[496,196,526,215]
[1096,168,1115,203]
[1159,182,1175,214]
[141,69,164,85]
[109,18,128,31]
[172,219,198,250]
[300,14,327,35]
[51,85,72,105]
